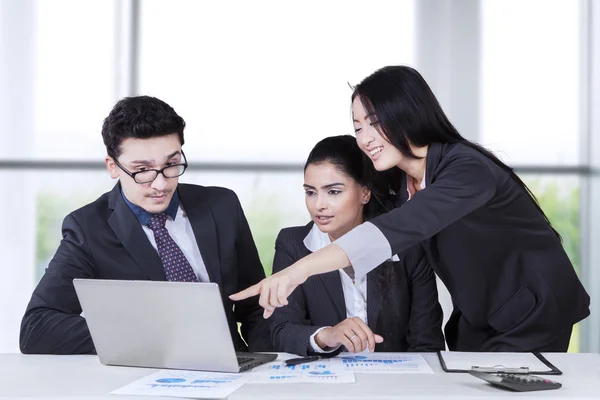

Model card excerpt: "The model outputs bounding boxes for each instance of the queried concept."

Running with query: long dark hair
[305,135,404,350]
[352,65,561,240]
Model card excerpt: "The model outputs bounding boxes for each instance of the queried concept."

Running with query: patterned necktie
[147,213,199,282]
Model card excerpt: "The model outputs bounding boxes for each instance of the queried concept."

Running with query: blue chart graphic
[269,375,296,380]
[269,364,310,371]
[341,356,368,360]
[208,376,237,381]
[309,371,336,376]
[155,378,186,383]
[340,356,414,369]
[340,357,417,370]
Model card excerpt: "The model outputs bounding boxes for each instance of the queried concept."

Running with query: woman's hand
[229,259,310,318]
[230,244,351,318]
[316,317,384,353]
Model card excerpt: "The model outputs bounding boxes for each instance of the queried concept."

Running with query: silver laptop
[73,279,277,372]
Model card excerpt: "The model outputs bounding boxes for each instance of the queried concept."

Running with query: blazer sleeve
[231,193,273,352]
[403,247,446,351]
[336,155,498,279]
[269,231,323,356]
[19,214,96,355]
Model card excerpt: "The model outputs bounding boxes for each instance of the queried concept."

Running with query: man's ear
[105,156,119,179]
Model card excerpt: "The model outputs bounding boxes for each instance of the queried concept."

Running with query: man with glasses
[20,96,272,354]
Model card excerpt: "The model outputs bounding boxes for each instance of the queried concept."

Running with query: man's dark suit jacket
[368,142,591,351]
[270,223,445,356]
[20,183,271,354]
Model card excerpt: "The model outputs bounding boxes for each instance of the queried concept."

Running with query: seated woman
[270,135,445,355]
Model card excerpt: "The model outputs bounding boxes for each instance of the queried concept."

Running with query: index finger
[229,282,262,301]
[353,317,376,352]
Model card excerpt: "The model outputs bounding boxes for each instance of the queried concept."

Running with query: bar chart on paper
[330,353,434,374]
[248,360,355,383]
[251,361,328,374]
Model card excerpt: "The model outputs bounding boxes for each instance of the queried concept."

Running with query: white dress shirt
[303,223,400,352]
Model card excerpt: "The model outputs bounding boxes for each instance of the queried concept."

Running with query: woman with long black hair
[233,66,590,352]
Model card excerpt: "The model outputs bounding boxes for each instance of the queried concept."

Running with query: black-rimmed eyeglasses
[113,151,188,184]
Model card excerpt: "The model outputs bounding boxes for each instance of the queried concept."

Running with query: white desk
[1,353,599,399]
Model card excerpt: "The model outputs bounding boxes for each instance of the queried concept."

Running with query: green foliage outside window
[524,177,580,352]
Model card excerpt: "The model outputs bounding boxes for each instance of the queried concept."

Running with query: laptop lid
[73,279,241,372]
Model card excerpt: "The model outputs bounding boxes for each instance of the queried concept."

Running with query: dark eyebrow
[129,159,154,166]
[129,151,181,166]
[165,151,181,160]
[353,113,377,123]
[303,183,345,189]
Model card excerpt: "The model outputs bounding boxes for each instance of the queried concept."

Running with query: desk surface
[1,352,599,399]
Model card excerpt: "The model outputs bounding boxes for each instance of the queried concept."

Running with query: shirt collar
[407,170,427,201]
[121,189,180,226]
[303,223,332,253]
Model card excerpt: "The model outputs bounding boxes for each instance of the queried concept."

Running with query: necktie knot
[147,213,168,231]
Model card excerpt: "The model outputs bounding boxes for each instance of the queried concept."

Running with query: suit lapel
[397,171,409,206]
[302,223,346,321]
[318,271,346,321]
[425,142,444,186]
[179,185,222,286]
[366,270,382,331]
[107,184,166,280]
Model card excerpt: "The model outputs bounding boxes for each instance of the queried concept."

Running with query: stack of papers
[248,360,355,384]
[111,353,435,397]
[247,353,433,384]
[331,353,434,374]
